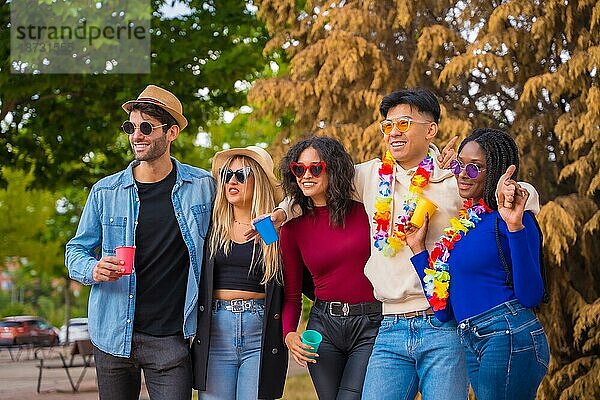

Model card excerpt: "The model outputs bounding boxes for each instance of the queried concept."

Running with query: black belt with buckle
[314,299,382,317]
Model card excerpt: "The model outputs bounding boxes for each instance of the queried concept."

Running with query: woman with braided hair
[405,128,549,400]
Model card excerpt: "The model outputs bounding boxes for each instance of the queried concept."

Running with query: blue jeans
[199,299,264,400]
[458,299,549,400]
[362,312,468,400]
[93,331,192,400]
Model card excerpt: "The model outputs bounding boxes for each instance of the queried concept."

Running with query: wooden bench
[36,339,95,393]
[2,343,34,361]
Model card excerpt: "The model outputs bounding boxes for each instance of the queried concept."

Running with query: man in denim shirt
[66,85,215,400]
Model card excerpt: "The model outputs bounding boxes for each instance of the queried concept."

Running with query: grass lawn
[282,373,317,400]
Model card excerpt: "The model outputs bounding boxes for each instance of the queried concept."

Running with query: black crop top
[213,240,265,293]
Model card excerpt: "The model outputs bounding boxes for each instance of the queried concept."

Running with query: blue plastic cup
[301,329,322,356]
[254,215,278,245]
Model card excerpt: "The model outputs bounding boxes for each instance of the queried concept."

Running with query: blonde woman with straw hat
[192,146,288,400]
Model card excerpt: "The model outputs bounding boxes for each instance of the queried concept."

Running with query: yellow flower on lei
[449,217,468,234]
[433,281,450,298]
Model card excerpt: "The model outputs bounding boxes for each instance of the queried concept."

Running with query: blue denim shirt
[65,158,215,357]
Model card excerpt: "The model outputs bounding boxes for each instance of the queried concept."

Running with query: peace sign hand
[438,136,459,169]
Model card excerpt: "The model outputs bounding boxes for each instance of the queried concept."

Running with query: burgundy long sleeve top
[280,201,376,337]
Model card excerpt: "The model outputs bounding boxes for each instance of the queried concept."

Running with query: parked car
[58,317,89,344]
[0,316,59,346]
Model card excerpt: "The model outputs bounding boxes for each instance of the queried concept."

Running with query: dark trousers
[93,331,192,400]
[306,303,382,400]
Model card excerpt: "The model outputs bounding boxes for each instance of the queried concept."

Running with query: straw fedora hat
[122,85,188,131]
[212,146,283,203]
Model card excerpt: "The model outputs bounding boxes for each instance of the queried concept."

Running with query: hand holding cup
[93,256,124,282]
[253,215,279,245]
[285,331,319,367]
[115,246,136,275]
[410,197,438,228]
[405,213,430,254]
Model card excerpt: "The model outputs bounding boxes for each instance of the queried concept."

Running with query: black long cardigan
[191,239,289,399]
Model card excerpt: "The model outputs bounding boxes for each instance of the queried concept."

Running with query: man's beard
[133,133,168,162]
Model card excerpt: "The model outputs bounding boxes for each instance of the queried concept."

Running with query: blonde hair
[209,156,282,284]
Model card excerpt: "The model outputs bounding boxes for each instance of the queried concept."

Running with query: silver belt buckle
[228,299,250,313]
[329,301,350,316]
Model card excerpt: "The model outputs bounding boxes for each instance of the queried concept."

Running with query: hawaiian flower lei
[372,150,435,257]
[423,198,493,310]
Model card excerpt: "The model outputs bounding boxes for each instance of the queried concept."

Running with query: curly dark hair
[458,128,520,210]
[280,136,355,227]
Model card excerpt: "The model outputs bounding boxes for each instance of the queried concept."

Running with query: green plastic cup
[301,329,322,356]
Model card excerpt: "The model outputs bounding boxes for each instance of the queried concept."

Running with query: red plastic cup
[115,246,136,275]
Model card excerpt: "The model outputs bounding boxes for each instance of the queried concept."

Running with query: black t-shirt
[133,164,190,336]
[214,241,265,293]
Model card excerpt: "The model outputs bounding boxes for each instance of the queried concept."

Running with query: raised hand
[438,136,459,168]
[244,209,287,240]
[496,165,529,231]
[405,213,430,254]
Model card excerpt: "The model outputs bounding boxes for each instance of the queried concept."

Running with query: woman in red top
[279,136,382,400]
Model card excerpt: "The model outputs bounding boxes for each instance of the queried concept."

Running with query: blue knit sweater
[410,211,544,323]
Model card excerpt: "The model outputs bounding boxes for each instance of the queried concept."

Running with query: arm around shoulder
[274,197,303,224]
[518,181,540,215]
[353,159,379,203]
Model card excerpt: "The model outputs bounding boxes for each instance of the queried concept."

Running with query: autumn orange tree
[250,1,599,398]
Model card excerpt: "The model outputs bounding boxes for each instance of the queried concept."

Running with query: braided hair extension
[458,128,520,210]
[280,136,355,227]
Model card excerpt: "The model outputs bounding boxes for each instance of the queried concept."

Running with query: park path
[0,346,307,400]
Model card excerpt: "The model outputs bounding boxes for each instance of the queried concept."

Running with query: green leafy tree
[0,168,66,319]
[0,168,58,264]
[1,1,281,329]
[1,0,271,189]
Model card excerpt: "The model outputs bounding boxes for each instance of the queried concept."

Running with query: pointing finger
[499,165,517,184]
[446,136,459,149]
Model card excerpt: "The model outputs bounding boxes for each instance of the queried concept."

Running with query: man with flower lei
[268,88,539,399]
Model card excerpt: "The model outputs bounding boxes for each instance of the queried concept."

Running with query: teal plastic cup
[254,215,278,245]
[301,329,322,355]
